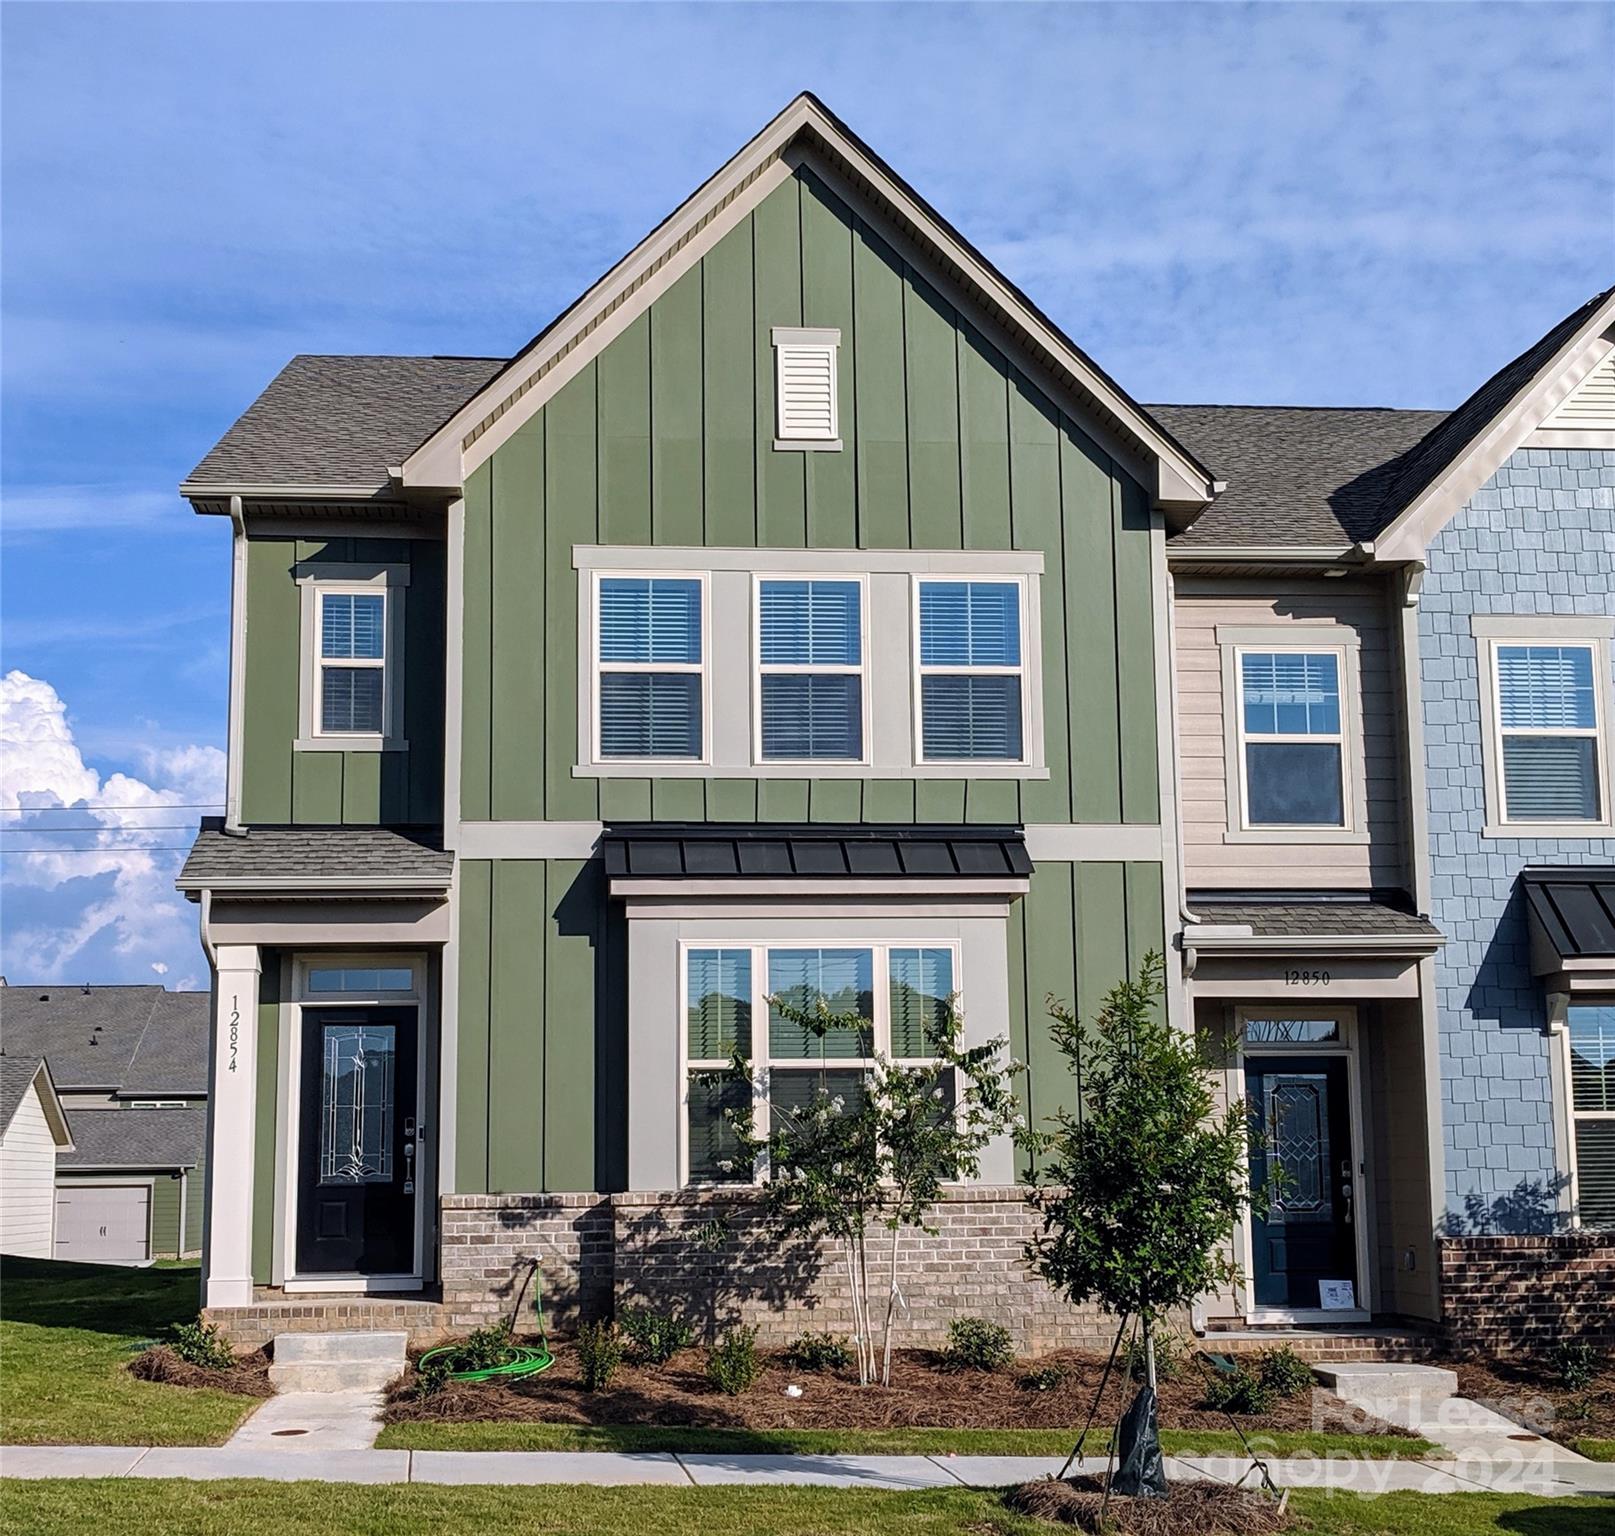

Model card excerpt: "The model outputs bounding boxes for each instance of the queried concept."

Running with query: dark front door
[297,1007,418,1276]
[1247,1055,1356,1310]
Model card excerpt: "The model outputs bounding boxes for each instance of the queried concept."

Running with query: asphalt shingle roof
[1,1055,48,1135]
[177,820,452,891]
[1153,405,1447,549]
[1,986,208,1095]
[1190,899,1441,940]
[184,354,506,490]
[58,1107,206,1171]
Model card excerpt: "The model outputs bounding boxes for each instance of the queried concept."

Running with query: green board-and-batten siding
[454,856,1161,1196]
[460,166,1159,830]
[239,536,445,826]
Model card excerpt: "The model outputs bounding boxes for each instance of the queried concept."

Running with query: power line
[2,845,194,855]
[0,803,222,814]
[0,824,205,833]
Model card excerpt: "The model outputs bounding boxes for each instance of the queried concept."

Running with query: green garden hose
[419,1256,555,1382]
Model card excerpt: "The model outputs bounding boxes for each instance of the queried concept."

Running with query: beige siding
[1174,575,1407,890]
[0,1087,59,1258]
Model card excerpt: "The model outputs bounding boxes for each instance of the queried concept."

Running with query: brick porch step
[1202,1325,1441,1363]
[206,1297,448,1352]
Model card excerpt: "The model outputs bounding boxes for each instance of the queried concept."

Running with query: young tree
[707,991,1020,1387]
[1021,954,1250,1495]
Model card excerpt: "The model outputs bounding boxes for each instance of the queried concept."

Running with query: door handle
[404,1116,416,1139]
[1340,1158,1354,1226]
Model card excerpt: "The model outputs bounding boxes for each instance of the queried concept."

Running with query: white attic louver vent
[773,327,841,448]
[1544,347,1615,430]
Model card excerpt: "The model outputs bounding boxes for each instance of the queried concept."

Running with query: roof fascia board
[402,94,1214,508]
[33,1063,74,1148]
[1376,305,1615,562]
[1167,544,1361,567]
[609,876,1031,899]
[1183,933,1443,955]
[181,483,393,501]
[176,875,449,896]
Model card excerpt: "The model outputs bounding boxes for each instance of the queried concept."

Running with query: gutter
[224,496,248,837]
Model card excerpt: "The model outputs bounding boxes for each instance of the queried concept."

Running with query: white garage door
[54,1184,150,1264]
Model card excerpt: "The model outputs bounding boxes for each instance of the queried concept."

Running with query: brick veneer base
[1439,1233,1615,1355]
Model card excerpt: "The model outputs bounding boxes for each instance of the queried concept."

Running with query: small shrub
[707,1325,762,1396]
[456,1319,514,1372]
[619,1306,694,1366]
[1257,1346,1316,1400]
[940,1316,1015,1373]
[168,1319,235,1372]
[1122,1330,1186,1382]
[1019,1364,1067,1393]
[784,1331,851,1373]
[1203,1362,1275,1416]
[413,1356,452,1399]
[576,1320,623,1391]
[1549,1339,1602,1394]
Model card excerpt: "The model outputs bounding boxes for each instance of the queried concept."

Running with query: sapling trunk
[880,1224,901,1387]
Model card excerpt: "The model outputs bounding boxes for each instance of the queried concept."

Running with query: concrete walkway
[5,1445,1614,1496]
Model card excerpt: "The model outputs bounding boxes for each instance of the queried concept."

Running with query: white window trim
[589,569,712,769]
[573,548,1047,781]
[1474,622,1614,838]
[751,573,872,768]
[772,326,842,451]
[1218,630,1367,845]
[294,563,409,753]
[911,574,1034,769]
[1557,1003,1615,1231]
[678,939,962,1187]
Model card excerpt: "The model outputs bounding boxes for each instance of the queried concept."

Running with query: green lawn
[375,1417,1444,1458]
[0,1256,261,1446]
[0,1483,1607,1536]
[1575,1438,1615,1462]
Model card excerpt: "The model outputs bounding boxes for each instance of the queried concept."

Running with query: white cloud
[1,484,187,534]
[1,669,224,983]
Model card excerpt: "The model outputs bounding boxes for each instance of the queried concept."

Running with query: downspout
[178,1169,188,1259]
[223,495,248,836]
[1164,569,1201,941]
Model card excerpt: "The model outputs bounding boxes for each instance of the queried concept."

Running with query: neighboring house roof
[601,822,1033,881]
[1153,406,1447,551]
[0,1056,74,1147]
[0,986,208,1096]
[182,354,505,494]
[178,819,453,895]
[1520,868,1615,962]
[57,1107,205,1172]
[1188,897,1442,941]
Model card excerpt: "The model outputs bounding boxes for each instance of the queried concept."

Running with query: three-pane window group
[594,575,1025,765]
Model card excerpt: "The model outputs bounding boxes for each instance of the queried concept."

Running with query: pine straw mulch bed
[1005,1477,1292,1535]
[126,1345,275,1397]
[1450,1354,1615,1444]
[381,1341,1410,1437]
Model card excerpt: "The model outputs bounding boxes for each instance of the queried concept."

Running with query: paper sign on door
[1319,1280,1356,1310]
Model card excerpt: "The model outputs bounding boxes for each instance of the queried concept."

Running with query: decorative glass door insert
[318,1023,397,1185]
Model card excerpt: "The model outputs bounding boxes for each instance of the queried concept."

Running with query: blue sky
[2,1,1612,986]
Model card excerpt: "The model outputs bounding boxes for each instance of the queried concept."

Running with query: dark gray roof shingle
[178,820,452,891]
[184,354,505,490]
[1,986,208,1095]
[1190,898,1441,940]
[1,1055,49,1134]
[59,1107,206,1170]
[1154,405,1447,549]
[602,823,1033,882]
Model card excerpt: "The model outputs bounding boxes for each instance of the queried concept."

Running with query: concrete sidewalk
[4,1445,1614,1496]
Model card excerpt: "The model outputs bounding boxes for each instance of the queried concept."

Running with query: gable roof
[58,1106,205,1171]
[0,985,208,1096]
[182,354,505,500]
[1154,405,1448,551]
[399,92,1216,512]
[0,1056,73,1146]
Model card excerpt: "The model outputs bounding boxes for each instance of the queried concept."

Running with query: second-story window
[318,590,387,735]
[916,580,1025,762]
[1493,644,1603,822]
[597,575,705,760]
[1237,650,1346,827]
[757,579,865,761]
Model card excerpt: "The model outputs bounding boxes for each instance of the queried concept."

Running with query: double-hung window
[916,580,1025,762]
[1567,1006,1615,1230]
[683,943,958,1184]
[1492,644,1604,823]
[757,579,865,761]
[317,590,388,736]
[1237,650,1347,827]
[596,576,705,760]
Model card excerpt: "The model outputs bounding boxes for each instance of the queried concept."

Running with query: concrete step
[268,1331,408,1393]
[273,1330,409,1365]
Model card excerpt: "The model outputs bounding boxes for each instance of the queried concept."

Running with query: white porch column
[205,945,261,1307]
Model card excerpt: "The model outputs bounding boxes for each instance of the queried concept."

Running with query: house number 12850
[1284,968,1331,987]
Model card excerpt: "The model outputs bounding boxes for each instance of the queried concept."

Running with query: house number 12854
[227,996,240,1072]
[1284,969,1330,987]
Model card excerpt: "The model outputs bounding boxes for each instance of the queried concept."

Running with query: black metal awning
[600,823,1032,884]
[1521,868,1615,974]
